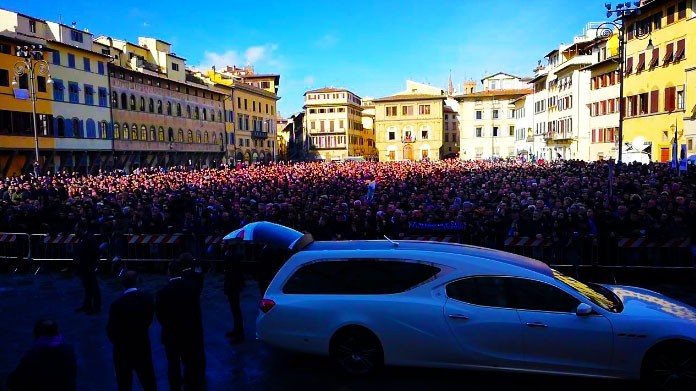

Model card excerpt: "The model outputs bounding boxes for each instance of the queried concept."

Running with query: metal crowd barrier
[1,232,694,275]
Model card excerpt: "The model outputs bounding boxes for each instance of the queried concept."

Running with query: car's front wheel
[330,327,384,375]
[641,341,696,391]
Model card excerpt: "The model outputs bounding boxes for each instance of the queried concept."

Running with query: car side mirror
[576,303,593,316]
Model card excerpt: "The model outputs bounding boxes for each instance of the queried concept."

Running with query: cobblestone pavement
[0,267,694,391]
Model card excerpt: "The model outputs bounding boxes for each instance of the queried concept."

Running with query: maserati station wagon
[224,222,696,390]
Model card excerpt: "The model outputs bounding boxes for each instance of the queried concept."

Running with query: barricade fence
[0,232,693,273]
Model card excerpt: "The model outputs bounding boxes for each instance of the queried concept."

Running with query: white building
[512,94,535,158]
[586,35,620,161]
[456,73,531,160]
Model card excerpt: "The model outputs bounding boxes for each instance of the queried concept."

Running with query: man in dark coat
[7,319,77,391]
[223,242,246,343]
[179,252,204,298]
[156,261,206,391]
[74,221,101,314]
[106,271,156,391]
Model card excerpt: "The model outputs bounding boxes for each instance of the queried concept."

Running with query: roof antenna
[383,235,399,247]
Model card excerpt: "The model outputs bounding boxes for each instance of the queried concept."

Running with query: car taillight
[259,298,276,313]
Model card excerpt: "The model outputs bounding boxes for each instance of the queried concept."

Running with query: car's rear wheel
[641,342,696,391]
[330,327,383,375]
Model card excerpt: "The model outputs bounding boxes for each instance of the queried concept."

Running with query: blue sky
[4,0,613,116]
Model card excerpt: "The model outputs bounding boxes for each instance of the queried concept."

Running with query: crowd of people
[0,159,695,257]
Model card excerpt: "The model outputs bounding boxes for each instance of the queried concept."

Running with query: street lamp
[12,44,52,177]
[671,122,683,176]
[596,2,651,165]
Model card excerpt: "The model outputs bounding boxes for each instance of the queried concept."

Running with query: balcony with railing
[251,131,269,139]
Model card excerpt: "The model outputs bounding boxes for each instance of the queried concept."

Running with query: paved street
[0,266,694,391]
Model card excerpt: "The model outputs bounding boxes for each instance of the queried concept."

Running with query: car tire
[641,341,696,391]
[330,327,384,376]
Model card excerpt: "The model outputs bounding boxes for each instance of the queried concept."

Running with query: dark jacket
[223,247,245,295]
[107,289,155,351]
[6,336,77,391]
[155,278,203,345]
[182,268,204,297]
[74,232,100,273]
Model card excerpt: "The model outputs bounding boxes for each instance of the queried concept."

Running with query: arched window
[129,94,136,110]
[72,118,81,138]
[168,127,174,142]
[141,125,147,141]
[56,117,65,137]
[112,92,119,108]
[212,133,217,144]
[176,103,182,117]
[131,124,138,140]
[194,107,199,120]
[149,126,156,141]
[113,123,120,139]
[187,105,191,118]
[166,101,172,116]
[187,130,193,143]
[157,100,162,114]
[158,127,165,141]
[211,111,215,122]
[196,130,202,143]
[149,98,154,113]
[218,133,223,145]
[99,121,108,139]
[122,123,130,139]
[218,110,222,122]
[202,108,207,121]
[177,129,184,142]
[203,131,209,143]
[140,97,145,111]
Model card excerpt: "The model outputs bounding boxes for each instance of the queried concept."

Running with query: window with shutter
[637,53,646,72]
[667,6,675,23]
[674,39,685,61]
[621,97,626,117]
[677,1,686,19]
[665,86,676,112]
[663,42,674,64]
[649,47,659,68]
[650,90,659,113]
[625,57,633,75]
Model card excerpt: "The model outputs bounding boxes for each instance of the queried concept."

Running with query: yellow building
[201,66,280,164]
[360,97,378,160]
[374,81,445,161]
[0,29,53,176]
[623,0,695,162]
[304,87,364,161]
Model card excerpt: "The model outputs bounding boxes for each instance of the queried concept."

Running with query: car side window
[446,277,509,308]
[283,259,440,295]
[506,278,580,313]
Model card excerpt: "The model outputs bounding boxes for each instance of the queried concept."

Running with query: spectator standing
[223,242,246,343]
[180,252,204,298]
[6,320,77,391]
[74,221,101,315]
[106,271,156,391]
[156,261,206,391]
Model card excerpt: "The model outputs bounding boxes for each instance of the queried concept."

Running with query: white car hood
[606,285,696,321]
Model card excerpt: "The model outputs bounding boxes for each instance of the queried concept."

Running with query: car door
[507,277,614,374]
[443,276,525,368]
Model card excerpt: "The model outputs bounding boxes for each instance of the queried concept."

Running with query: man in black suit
[74,221,101,315]
[106,271,156,391]
[7,319,77,391]
[179,252,204,298]
[223,242,245,343]
[156,261,206,391]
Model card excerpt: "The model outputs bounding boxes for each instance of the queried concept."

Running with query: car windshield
[552,270,623,313]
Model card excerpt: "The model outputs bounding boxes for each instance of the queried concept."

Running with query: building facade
[586,35,621,161]
[304,87,364,161]
[442,99,460,157]
[512,95,535,158]
[360,97,378,160]
[457,74,531,160]
[206,65,280,164]
[373,81,445,161]
[95,36,225,170]
[622,0,695,162]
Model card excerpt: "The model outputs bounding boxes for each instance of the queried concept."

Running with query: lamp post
[671,121,682,176]
[597,2,652,165]
[12,44,52,177]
